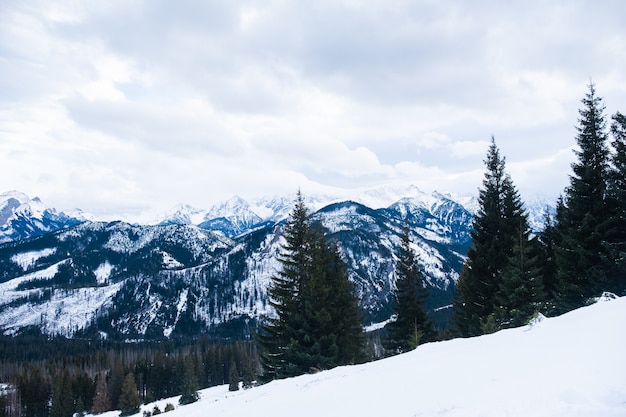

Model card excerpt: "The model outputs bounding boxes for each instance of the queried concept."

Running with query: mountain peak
[0,190,79,243]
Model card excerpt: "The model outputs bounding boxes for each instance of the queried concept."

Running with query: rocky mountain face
[0,187,476,340]
[0,191,81,244]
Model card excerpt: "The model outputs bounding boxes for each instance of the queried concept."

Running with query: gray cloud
[1,0,625,219]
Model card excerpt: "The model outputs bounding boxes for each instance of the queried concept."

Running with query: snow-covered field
[92,295,626,417]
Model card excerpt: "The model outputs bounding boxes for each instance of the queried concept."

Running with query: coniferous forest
[1,82,625,416]
[453,82,626,336]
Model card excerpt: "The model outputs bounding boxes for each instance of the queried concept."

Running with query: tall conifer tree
[555,82,612,310]
[91,373,111,414]
[258,191,310,380]
[453,137,527,336]
[606,111,626,294]
[384,223,435,353]
[258,191,364,380]
[494,222,545,328]
[118,373,140,417]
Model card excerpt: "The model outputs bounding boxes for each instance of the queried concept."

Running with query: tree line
[1,337,259,416]
[453,82,626,336]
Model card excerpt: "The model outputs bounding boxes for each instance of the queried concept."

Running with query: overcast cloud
[1,0,625,221]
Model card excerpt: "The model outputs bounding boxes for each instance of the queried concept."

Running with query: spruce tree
[555,82,612,310]
[384,223,435,353]
[50,372,73,417]
[536,208,559,301]
[257,191,364,380]
[91,372,112,414]
[453,137,527,336]
[228,356,240,392]
[178,356,199,405]
[257,191,311,380]
[118,373,140,416]
[606,111,626,294]
[494,222,546,328]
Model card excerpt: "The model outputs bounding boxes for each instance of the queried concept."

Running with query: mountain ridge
[0,186,553,340]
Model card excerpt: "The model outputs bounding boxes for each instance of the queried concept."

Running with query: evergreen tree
[0,394,6,417]
[494,221,546,328]
[178,356,199,405]
[228,356,240,392]
[50,372,73,417]
[384,223,435,353]
[555,82,612,310]
[537,208,559,301]
[453,137,527,336]
[606,111,626,294]
[17,367,50,417]
[257,191,364,380]
[257,191,311,380]
[92,372,112,414]
[118,373,140,417]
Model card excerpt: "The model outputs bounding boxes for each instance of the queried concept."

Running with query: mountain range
[0,187,553,340]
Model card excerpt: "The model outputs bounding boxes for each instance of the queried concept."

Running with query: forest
[1,82,625,417]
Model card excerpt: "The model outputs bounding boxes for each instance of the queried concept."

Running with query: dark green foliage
[0,394,6,417]
[536,209,559,302]
[605,111,626,294]
[16,367,51,417]
[228,355,240,392]
[555,82,613,310]
[118,373,140,416]
[384,223,435,353]
[92,372,112,414]
[494,225,546,328]
[258,191,364,380]
[50,371,73,417]
[453,137,528,336]
[178,356,199,405]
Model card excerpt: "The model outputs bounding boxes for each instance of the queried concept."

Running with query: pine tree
[50,372,73,417]
[606,111,626,294]
[91,372,111,414]
[178,356,199,405]
[494,221,546,328]
[118,373,140,417]
[384,223,435,353]
[228,356,239,392]
[257,191,364,380]
[555,82,612,310]
[453,137,527,336]
[257,191,311,380]
[537,208,559,301]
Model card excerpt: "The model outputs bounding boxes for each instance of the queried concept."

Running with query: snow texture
[11,248,57,270]
[89,295,626,417]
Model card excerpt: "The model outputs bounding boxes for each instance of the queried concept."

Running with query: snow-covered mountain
[0,191,81,243]
[89,295,626,417]
[0,186,474,339]
[0,185,554,340]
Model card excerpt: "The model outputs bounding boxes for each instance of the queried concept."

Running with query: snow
[0,261,66,304]
[163,289,189,338]
[161,252,184,269]
[94,261,113,284]
[10,248,57,270]
[90,295,626,417]
[0,282,123,336]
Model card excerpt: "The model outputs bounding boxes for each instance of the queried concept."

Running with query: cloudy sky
[1,0,624,221]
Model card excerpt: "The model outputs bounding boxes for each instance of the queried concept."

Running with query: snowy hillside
[93,295,626,417]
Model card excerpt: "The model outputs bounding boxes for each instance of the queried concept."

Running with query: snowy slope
[93,295,626,417]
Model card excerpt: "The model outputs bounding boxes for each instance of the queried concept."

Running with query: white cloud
[1,0,625,218]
